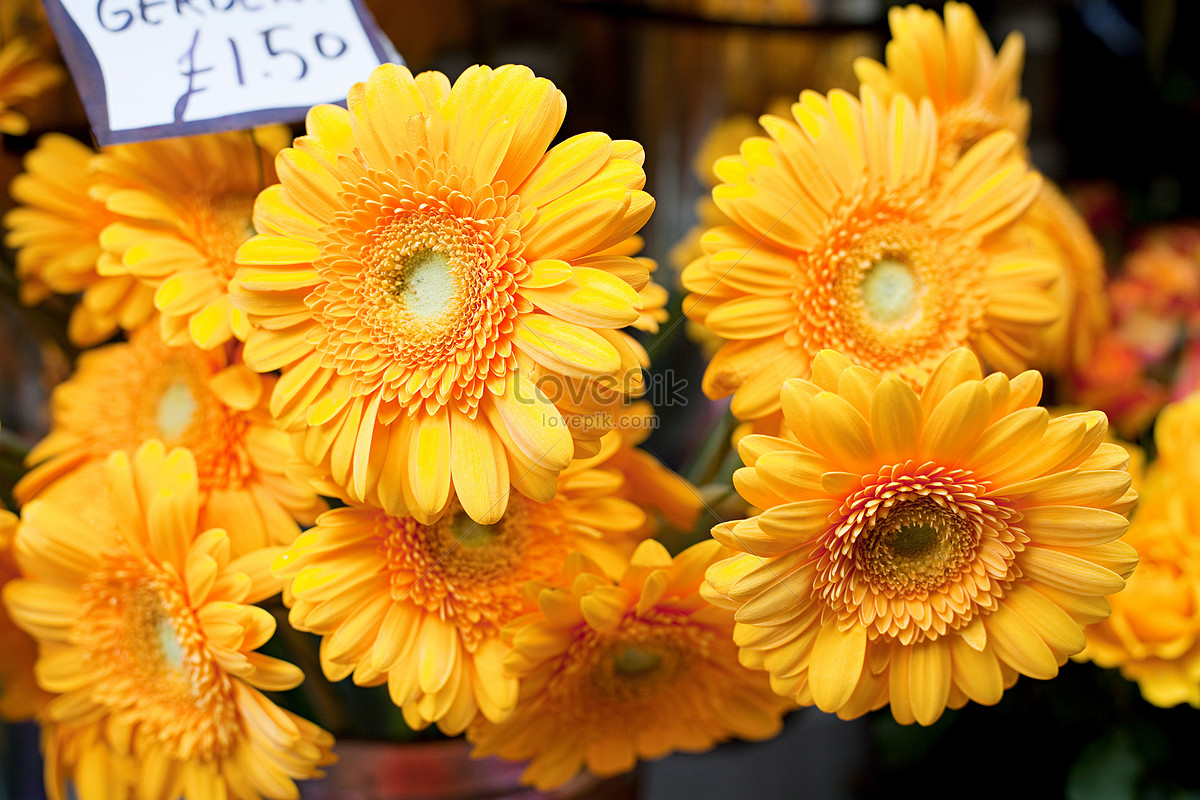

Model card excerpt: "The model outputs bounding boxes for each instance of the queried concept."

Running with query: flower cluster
[0,56,729,797]
[681,0,1139,728]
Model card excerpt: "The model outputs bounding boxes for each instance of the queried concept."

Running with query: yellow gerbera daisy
[1078,395,1200,707]
[467,539,791,790]
[854,4,1107,378]
[231,63,654,525]
[853,2,1029,168]
[4,133,156,346]
[3,442,335,800]
[0,508,50,721]
[705,348,1137,726]
[0,36,62,136]
[682,86,1053,421]
[275,438,647,734]
[93,127,289,350]
[16,325,325,555]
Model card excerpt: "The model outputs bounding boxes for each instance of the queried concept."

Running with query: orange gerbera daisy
[0,36,62,135]
[4,133,155,346]
[1078,395,1200,707]
[467,539,791,790]
[3,442,334,800]
[231,63,654,525]
[854,4,1108,377]
[16,325,324,555]
[682,87,1052,420]
[94,127,289,350]
[853,2,1029,168]
[1013,183,1110,374]
[275,452,646,734]
[705,348,1137,725]
[0,508,50,720]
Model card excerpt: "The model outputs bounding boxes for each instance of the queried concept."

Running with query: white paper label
[43,0,397,144]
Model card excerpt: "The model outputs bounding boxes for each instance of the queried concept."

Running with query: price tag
[41,0,400,145]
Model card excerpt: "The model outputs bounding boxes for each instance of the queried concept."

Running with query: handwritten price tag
[41,0,399,145]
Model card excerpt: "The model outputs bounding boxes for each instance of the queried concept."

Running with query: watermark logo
[512,368,690,409]
[511,368,690,434]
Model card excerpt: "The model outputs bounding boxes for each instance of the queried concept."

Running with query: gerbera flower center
[858,498,977,594]
[135,351,249,491]
[78,553,239,760]
[801,213,984,381]
[815,460,1027,644]
[392,248,460,321]
[452,513,498,549]
[612,645,663,675]
[195,193,257,278]
[156,613,186,669]
[366,217,469,331]
[427,504,527,579]
[938,105,1005,166]
[155,379,198,442]
[860,259,919,327]
[310,158,524,409]
[584,620,704,706]
[128,586,187,676]
[375,496,569,650]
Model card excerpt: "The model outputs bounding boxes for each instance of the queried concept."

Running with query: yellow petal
[515,131,612,208]
[949,634,1003,705]
[1019,506,1130,547]
[523,267,641,328]
[491,373,573,472]
[809,623,867,713]
[704,296,797,340]
[984,604,1061,680]
[920,348,982,412]
[1019,545,1126,595]
[208,363,264,411]
[907,640,951,726]
[970,406,1049,478]
[870,377,922,461]
[417,615,459,695]
[235,235,320,266]
[921,381,990,464]
[1004,584,1085,657]
[754,500,837,542]
[450,408,510,525]
[409,408,452,520]
[807,392,876,472]
[513,315,620,377]
[580,585,627,632]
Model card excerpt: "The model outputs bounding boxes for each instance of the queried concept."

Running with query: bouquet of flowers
[0,1,1195,798]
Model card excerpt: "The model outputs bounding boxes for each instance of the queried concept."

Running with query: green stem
[268,607,350,735]
[685,409,736,486]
